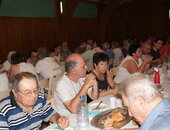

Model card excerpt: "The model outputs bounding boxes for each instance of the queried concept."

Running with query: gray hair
[12,72,38,92]
[120,73,162,103]
[37,47,49,59]
[65,60,77,73]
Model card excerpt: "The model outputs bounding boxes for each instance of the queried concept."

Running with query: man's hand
[83,74,97,89]
[57,116,69,129]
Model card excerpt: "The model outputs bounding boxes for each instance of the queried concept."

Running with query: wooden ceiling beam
[98,0,122,41]
[62,0,80,18]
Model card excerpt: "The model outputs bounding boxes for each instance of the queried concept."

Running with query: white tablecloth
[44,94,137,130]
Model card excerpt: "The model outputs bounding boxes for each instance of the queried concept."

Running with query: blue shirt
[105,49,115,59]
[140,99,170,130]
[0,91,55,130]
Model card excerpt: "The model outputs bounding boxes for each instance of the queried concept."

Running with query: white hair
[120,73,162,103]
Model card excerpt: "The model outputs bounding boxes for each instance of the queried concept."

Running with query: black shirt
[150,48,161,61]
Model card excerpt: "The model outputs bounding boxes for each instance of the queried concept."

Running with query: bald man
[54,54,99,118]
[141,41,151,57]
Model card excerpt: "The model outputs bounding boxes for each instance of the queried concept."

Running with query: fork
[93,101,102,110]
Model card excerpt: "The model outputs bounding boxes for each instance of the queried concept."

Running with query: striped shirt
[0,91,55,130]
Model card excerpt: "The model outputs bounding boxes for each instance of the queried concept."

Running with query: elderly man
[0,72,69,129]
[35,47,62,79]
[54,54,99,118]
[141,41,151,59]
[105,73,170,130]
[27,50,39,66]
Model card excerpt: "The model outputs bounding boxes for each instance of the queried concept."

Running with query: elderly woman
[91,52,118,98]
[114,44,152,84]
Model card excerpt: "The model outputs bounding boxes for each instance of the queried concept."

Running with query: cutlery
[93,101,102,110]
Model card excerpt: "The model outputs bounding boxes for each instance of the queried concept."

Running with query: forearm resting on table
[99,89,116,97]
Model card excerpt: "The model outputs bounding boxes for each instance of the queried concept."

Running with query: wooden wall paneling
[106,0,170,42]
[68,18,97,47]
[97,0,121,41]
[60,0,79,41]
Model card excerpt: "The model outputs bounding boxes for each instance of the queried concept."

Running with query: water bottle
[77,95,89,129]
[154,68,161,89]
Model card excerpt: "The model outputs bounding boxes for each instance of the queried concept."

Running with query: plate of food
[91,107,130,129]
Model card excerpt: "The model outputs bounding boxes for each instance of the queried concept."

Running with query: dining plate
[91,107,130,129]
[88,103,108,111]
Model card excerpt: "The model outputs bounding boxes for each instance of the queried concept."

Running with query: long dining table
[43,94,138,130]
[44,71,170,130]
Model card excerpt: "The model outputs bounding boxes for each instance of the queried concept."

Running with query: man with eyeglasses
[0,72,69,129]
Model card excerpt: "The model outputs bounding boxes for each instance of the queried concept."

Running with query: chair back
[0,89,10,100]
[110,67,119,78]
[38,78,51,99]
[48,73,63,99]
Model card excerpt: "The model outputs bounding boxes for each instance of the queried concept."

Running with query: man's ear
[135,96,145,110]
[12,89,17,98]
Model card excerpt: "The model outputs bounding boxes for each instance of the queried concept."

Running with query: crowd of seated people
[0,35,170,129]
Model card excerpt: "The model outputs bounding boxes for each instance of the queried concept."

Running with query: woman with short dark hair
[90,52,118,100]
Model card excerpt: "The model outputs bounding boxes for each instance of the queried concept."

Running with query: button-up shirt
[140,99,170,130]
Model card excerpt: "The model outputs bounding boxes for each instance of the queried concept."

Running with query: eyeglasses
[17,88,40,97]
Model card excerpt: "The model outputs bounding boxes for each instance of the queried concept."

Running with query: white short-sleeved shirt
[112,48,123,67]
[82,47,103,71]
[0,73,9,92]
[35,57,62,79]
[114,56,142,83]
[18,62,38,79]
[54,74,84,117]
[2,60,11,71]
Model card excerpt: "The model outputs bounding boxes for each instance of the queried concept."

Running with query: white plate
[88,103,108,111]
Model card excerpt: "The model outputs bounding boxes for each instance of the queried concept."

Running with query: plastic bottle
[77,95,89,129]
[154,68,160,84]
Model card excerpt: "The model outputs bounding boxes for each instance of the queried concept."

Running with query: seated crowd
[0,35,170,129]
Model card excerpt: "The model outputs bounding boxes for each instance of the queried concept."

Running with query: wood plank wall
[0,17,97,61]
[106,0,170,42]
[0,0,169,61]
